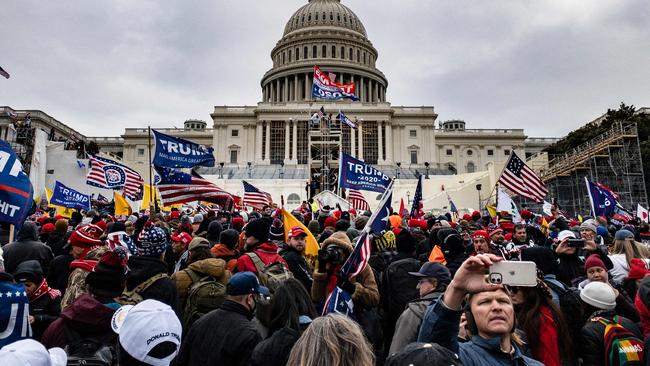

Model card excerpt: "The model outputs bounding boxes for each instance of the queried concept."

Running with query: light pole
[396,162,401,179]
[279,161,285,179]
[407,190,411,204]
[476,184,482,214]
[424,162,430,179]
[219,162,224,179]
[247,162,252,178]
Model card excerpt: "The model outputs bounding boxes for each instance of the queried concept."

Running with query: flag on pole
[638,204,649,223]
[242,180,272,209]
[155,167,232,207]
[447,193,459,221]
[585,178,618,217]
[399,198,406,218]
[114,192,132,216]
[410,175,424,219]
[86,155,143,201]
[497,187,522,223]
[338,110,357,129]
[498,152,548,203]
[152,129,215,168]
[347,189,369,211]
[0,66,9,79]
[282,208,320,265]
[310,106,326,125]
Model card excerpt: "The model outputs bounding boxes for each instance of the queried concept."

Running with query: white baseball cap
[558,230,577,241]
[111,299,182,366]
[0,339,67,366]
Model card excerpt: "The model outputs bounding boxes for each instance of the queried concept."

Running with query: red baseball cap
[171,232,193,246]
[288,226,307,238]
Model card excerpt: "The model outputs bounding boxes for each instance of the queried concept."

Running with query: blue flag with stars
[323,285,355,318]
[0,282,32,347]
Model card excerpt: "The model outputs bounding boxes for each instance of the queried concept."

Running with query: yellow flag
[281,208,320,264]
[141,184,161,208]
[46,187,73,218]
[541,217,549,236]
[578,215,583,223]
[486,204,497,218]
[114,192,132,216]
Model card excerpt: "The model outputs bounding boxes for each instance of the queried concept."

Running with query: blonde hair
[287,314,374,366]
[611,238,650,266]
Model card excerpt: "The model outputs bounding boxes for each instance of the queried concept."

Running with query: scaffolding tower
[540,122,648,216]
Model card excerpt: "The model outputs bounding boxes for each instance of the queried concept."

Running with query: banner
[152,129,215,168]
[0,282,32,347]
[638,204,649,223]
[50,181,91,211]
[497,187,522,223]
[114,191,132,216]
[45,188,74,218]
[282,208,319,266]
[0,140,34,228]
[585,178,618,218]
[312,66,359,101]
[338,153,391,193]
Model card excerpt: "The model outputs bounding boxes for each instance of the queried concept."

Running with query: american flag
[0,66,9,79]
[347,189,369,211]
[410,175,424,219]
[156,166,232,207]
[447,193,459,220]
[242,180,272,209]
[86,155,143,201]
[338,110,357,129]
[498,152,548,203]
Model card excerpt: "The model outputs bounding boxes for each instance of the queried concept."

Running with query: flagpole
[148,126,154,213]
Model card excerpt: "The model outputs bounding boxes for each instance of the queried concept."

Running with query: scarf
[29,278,61,302]
[326,264,344,295]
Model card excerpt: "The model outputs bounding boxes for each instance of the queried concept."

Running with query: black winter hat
[335,220,351,232]
[86,247,128,298]
[386,343,461,366]
[520,246,558,275]
[219,229,239,250]
[245,218,271,243]
[396,229,417,254]
[13,260,44,284]
[206,221,224,243]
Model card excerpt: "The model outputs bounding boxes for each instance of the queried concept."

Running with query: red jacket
[532,305,561,366]
[237,242,287,274]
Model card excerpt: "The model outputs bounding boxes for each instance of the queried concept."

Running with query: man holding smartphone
[555,225,613,286]
[417,254,543,365]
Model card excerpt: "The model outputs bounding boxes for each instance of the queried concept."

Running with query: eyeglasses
[506,286,521,294]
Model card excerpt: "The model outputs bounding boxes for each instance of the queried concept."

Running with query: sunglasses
[506,286,521,294]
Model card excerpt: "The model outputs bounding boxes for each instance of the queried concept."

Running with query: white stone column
[255,122,263,162]
[351,126,356,157]
[265,122,271,164]
[377,122,384,163]
[385,122,393,164]
[292,121,298,164]
[284,121,290,162]
[294,75,299,102]
[304,73,309,101]
[212,125,220,164]
[360,77,365,102]
[358,122,364,160]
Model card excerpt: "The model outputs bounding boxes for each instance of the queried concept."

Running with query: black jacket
[176,300,262,366]
[280,247,313,291]
[3,222,54,274]
[14,260,61,341]
[46,231,69,257]
[46,254,74,294]
[126,256,179,313]
[580,310,642,366]
[250,327,301,366]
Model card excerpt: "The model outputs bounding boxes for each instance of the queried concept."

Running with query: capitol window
[137,148,145,156]
[504,149,511,156]
[487,149,494,156]
[467,162,476,173]
[446,149,453,156]
[410,150,418,164]
[313,45,317,58]
[332,45,336,58]
[230,150,238,164]
[409,130,417,137]
[467,150,473,156]
[231,130,239,137]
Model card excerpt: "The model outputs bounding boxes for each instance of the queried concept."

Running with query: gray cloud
[1,0,648,138]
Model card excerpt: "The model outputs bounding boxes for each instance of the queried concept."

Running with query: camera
[318,246,342,264]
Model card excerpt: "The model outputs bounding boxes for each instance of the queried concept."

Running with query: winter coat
[46,230,69,257]
[41,294,117,349]
[126,255,179,313]
[60,246,111,309]
[2,221,54,274]
[46,254,74,293]
[389,291,441,355]
[417,299,544,366]
[311,232,380,307]
[211,244,239,272]
[236,242,287,274]
[176,300,262,366]
[171,258,230,308]
[580,310,642,366]
[529,305,561,366]
[250,327,300,366]
[280,247,313,291]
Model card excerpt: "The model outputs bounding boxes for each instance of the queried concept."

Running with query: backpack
[382,257,422,326]
[594,315,644,366]
[64,325,116,366]
[117,273,168,305]
[246,252,293,293]
[182,269,226,330]
[544,279,584,343]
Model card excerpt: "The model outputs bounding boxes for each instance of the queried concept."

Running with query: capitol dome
[261,0,388,104]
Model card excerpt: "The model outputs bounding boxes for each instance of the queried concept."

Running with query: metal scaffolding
[540,122,648,216]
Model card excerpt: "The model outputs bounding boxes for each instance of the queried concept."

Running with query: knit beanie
[471,211,481,220]
[580,221,597,233]
[41,223,55,234]
[584,254,606,272]
[354,216,369,231]
[389,215,402,229]
[471,230,489,241]
[580,281,616,310]
[231,217,245,231]
[219,229,239,250]
[396,229,417,254]
[69,224,104,248]
[85,247,128,298]
[628,258,650,280]
[244,218,271,244]
[206,221,224,243]
[323,216,337,229]
[136,226,169,257]
[54,219,69,233]
[307,220,321,235]
[335,220,351,232]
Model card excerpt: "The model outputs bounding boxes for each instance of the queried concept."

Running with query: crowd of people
[1,201,650,365]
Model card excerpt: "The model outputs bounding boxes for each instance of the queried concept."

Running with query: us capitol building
[1,0,559,208]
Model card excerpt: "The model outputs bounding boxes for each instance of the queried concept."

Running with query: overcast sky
[1,0,648,138]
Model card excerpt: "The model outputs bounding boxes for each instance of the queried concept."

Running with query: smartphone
[567,238,585,248]
[489,261,537,287]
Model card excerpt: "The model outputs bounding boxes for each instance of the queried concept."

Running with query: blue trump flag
[0,282,32,347]
[50,181,91,211]
[0,140,33,228]
[585,178,618,217]
[339,153,391,193]
[152,129,215,168]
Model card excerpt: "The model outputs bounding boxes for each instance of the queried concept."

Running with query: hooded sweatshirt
[3,221,54,274]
